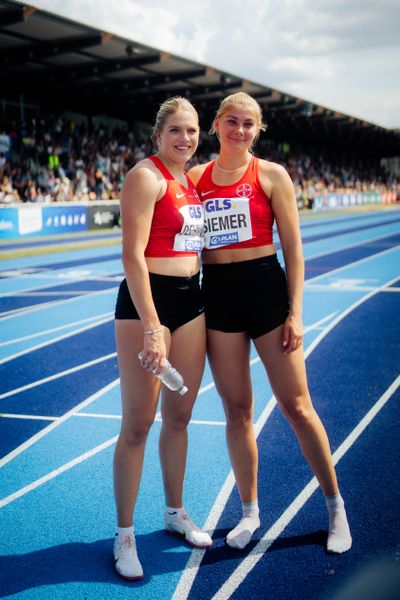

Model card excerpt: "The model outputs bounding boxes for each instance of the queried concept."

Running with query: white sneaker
[164,509,212,549]
[113,533,144,581]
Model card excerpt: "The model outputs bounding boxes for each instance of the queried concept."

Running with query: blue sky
[18,0,400,129]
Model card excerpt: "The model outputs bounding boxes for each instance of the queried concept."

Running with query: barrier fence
[0,192,398,240]
[312,190,397,212]
[0,201,120,240]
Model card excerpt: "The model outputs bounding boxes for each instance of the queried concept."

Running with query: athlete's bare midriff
[145,255,201,277]
[202,244,276,264]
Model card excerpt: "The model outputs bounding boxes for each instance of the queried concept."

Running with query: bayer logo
[236,183,252,197]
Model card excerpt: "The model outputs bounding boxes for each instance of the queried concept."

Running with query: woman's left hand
[139,330,166,374]
[282,313,304,354]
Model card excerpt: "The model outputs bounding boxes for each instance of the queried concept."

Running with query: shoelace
[119,535,136,557]
[180,513,200,532]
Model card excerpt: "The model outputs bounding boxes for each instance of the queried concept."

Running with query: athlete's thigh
[115,319,170,426]
[207,329,253,409]
[253,324,310,406]
[161,314,206,414]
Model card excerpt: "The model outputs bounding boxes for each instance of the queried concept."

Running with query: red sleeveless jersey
[144,156,204,257]
[195,156,274,250]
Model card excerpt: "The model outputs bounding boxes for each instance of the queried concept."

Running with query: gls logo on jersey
[204,198,232,213]
[188,205,202,219]
[202,196,253,249]
[173,204,205,253]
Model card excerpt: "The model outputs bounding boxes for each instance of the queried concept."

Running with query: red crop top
[195,156,274,250]
[144,156,204,257]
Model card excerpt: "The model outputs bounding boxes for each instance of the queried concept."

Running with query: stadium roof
[1,0,400,157]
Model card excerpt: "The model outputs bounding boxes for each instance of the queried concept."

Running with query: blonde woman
[189,92,352,554]
[113,97,210,581]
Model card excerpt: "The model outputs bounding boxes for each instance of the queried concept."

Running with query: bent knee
[121,422,154,447]
[162,411,192,431]
[278,395,315,426]
[224,402,253,431]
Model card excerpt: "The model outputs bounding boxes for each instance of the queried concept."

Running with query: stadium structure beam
[4,54,162,88]
[261,101,287,112]
[0,4,36,26]
[270,102,301,113]
[73,68,209,94]
[1,32,111,68]
[122,80,242,101]
[252,90,280,102]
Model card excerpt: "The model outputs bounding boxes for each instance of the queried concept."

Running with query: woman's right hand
[138,330,166,375]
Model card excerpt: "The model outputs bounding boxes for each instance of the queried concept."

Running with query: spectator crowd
[0,114,398,207]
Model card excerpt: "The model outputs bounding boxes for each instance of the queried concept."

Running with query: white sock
[165,506,183,516]
[226,500,260,549]
[325,493,352,553]
[116,525,134,537]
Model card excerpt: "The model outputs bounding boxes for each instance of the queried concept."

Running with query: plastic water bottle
[138,353,188,395]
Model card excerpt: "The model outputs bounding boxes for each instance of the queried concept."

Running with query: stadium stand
[0,114,398,206]
[0,0,399,207]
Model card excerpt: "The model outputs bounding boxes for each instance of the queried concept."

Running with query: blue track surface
[0,230,121,252]
[0,207,399,600]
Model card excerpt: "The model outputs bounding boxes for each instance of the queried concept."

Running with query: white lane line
[0,360,223,472]
[1,231,395,319]
[0,312,113,348]
[0,361,228,475]
[74,412,122,420]
[211,375,400,600]
[0,227,394,506]
[300,212,399,233]
[0,312,339,507]
[0,284,390,514]
[302,228,400,263]
[0,287,116,322]
[0,413,56,421]
[0,379,119,469]
[0,411,226,426]
[0,352,117,400]
[0,315,114,365]
[0,277,91,297]
[0,270,121,285]
[1,300,73,319]
[0,312,334,508]
[0,243,397,514]
[301,311,338,332]
[0,268,121,296]
[305,284,400,293]
[75,413,226,426]
[165,313,337,406]
[1,277,121,297]
[0,418,226,509]
[307,244,400,283]
[165,417,226,426]
[3,291,95,297]
[0,268,49,278]
[245,311,338,368]
[197,381,217,394]
[0,435,119,509]
[0,354,214,404]
[305,273,399,359]
[172,274,400,600]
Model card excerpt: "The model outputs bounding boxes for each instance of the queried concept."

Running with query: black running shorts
[115,271,204,332]
[201,254,289,339]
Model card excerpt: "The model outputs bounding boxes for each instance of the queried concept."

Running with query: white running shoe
[164,509,212,549]
[113,533,144,581]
